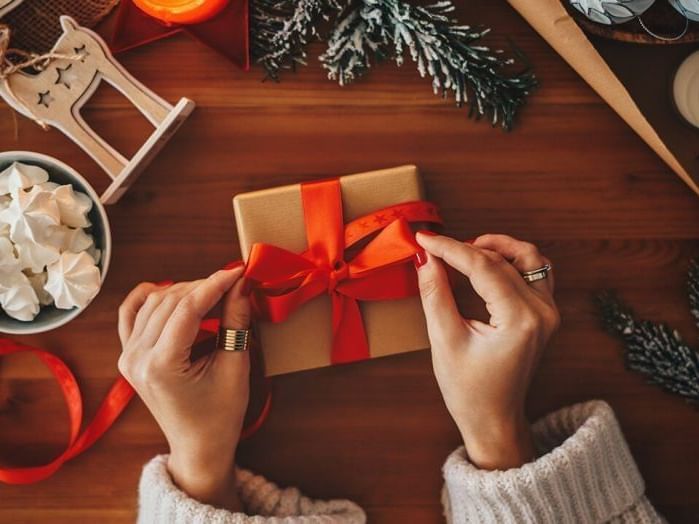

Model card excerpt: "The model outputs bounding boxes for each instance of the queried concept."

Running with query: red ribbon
[0,339,135,484]
[244,179,441,364]
[0,318,271,484]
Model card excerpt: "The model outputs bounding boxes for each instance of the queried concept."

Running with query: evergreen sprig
[597,260,699,403]
[320,0,536,130]
[251,0,346,80]
[688,259,699,327]
[251,0,536,129]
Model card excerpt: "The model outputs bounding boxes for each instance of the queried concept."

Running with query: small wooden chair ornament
[0,0,21,18]
[0,16,195,204]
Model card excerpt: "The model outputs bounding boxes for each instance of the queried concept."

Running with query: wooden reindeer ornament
[0,0,22,18]
[0,16,195,204]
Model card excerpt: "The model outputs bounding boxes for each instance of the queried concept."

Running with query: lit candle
[132,0,229,25]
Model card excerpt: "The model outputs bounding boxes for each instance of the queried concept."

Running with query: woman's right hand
[414,233,560,471]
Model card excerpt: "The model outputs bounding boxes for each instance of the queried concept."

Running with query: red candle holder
[111,0,249,70]
[132,0,230,25]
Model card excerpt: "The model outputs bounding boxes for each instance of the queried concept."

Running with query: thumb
[415,249,463,347]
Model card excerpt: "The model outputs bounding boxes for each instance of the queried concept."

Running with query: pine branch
[689,258,699,328]
[597,291,699,403]
[319,0,536,130]
[251,0,346,80]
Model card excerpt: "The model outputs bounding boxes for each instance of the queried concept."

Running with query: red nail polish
[156,280,174,287]
[419,230,438,237]
[414,251,428,269]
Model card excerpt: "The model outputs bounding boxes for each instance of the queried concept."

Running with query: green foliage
[598,259,699,403]
[251,0,536,129]
[251,0,346,80]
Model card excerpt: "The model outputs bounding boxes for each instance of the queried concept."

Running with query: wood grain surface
[2,1,699,522]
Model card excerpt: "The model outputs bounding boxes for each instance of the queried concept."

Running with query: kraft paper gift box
[233,165,437,376]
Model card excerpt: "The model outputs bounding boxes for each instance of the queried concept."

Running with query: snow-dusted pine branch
[252,0,346,80]
[319,0,536,130]
[598,267,699,403]
[688,258,699,328]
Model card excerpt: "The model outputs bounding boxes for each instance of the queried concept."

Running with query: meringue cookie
[64,227,95,255]
[0,195,10,237]
[44,225,100,264]
[86,244,102,265]
[27,271,53,306]
[51,184,92,228]
[0,185,60,244]
[46,251,101,310]
[0,271,39,321]
[38,181,59,192]
[0,236,19,274]
[15,240,59,273]
[0,162,49,196]
[47,225,93,253]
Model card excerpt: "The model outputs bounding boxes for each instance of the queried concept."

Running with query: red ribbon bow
[244,179,441,364]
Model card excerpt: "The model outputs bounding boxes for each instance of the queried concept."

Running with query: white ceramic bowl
[0,151,112,334]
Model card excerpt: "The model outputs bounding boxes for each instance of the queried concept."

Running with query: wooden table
[2,1,699,522]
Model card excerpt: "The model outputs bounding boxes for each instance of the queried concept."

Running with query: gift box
[233,165,441,376]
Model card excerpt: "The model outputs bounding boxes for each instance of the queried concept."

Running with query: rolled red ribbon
[0,314,269,484]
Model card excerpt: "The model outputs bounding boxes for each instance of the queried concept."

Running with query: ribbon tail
[63,377,136,462]
[330,293,370,364]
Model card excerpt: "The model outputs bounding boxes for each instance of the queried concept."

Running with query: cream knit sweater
[138,401,664,523]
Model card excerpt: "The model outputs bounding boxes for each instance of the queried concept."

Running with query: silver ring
[521,263,551,284]
[216,327,250,352]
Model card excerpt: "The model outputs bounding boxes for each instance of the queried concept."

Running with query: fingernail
[156,280,174,287]
[418,230,438,237]
[224,261,243,271]
[414,251,428,269]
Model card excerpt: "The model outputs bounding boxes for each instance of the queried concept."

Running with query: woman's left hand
[117,267,250,512]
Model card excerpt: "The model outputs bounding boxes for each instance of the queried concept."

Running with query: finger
[221,277,251,330]
[131,280,180,338]
[118,282,161,346]
[137,281,201,347]
[416,233,528,323]
[157,267,245,361]
[415,249,464,349]
[214,277,251,377]
[474,234,554,296]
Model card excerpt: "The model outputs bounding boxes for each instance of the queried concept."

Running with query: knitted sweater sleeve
[137,456,366,524]
[442,400,664,523]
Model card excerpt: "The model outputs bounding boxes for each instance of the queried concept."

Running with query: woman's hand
[415,233,559,471]
[117,267,250,511]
